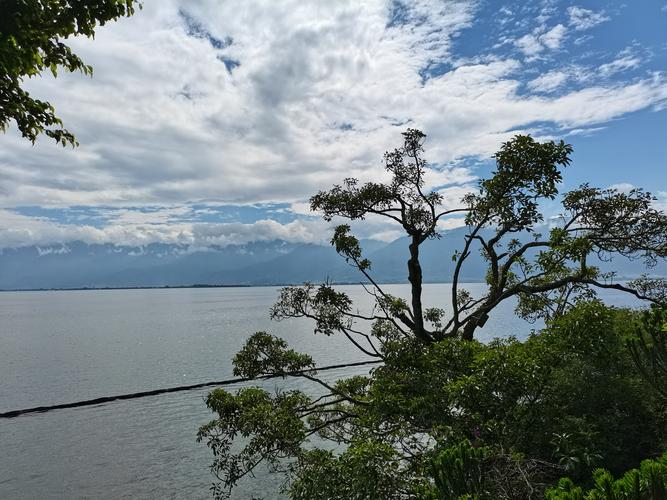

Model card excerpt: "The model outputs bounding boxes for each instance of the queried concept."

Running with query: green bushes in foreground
[546,453,667,500]
[200,302,667,498]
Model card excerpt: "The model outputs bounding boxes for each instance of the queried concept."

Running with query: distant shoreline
[0,278,650,293]
[0,281,468,293]
[0,284,255,293]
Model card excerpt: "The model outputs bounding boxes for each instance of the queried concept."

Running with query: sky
[1,0,666,249]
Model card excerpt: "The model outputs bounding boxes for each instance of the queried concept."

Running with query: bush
[200,303,667,498]
[546,452,667,499]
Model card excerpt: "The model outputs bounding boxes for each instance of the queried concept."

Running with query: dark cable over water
[0,360,383,419]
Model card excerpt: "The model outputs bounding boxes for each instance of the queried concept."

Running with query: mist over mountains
[1,227,663,290]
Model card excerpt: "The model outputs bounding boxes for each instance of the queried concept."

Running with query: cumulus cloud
[1,0,666,248]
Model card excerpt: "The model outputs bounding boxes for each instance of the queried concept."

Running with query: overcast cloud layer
[1,0,666,248]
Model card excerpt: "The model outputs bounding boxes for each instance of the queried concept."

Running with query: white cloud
[566,126,606,137]
[1,0,483,209]
[599,55,641,77]
[1,1,666,249]
[365,229,404,242]
[192,219,328,247]
[567,6,610,31]
[608,182,635,193]
[37,245,71,256]
[540,24,567,50]
[656,192,667,212]
[514,33,545,58]
[573,34,592,46]
[528,70,569,92]
[0,208,330,248]
[0,204,455,248]
[514,24,566,58]
[437,217,467,231]
[289,202,314,217]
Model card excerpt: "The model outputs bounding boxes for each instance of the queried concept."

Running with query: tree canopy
[199,130,667,499]
[0,0,138,146]
[309,129,666,342]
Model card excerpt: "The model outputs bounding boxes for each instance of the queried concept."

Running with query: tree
[309,129,667,341]
[199,130,667,498]
[0,0,138,146]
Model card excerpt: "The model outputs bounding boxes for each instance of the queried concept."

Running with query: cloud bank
[0,1,666,248]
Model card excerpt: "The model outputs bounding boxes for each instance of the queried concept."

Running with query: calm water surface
[0,285,640,499]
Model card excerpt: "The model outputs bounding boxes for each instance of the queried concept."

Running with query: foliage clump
[0,0,138,145]
[200,303,667,498]
[546,453,667,500]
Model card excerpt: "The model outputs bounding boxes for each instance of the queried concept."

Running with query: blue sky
[0,0,665,248]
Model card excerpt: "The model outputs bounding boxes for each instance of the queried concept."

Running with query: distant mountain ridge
[1,228,664,290]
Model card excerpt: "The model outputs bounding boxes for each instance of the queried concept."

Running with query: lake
[0,284,642,499]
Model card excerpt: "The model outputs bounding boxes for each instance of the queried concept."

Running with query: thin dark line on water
[0,360,383,419]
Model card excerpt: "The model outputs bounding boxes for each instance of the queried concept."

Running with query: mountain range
[1,228,663,290]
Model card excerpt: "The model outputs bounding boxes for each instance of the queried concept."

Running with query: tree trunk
[461,310,489,341]
[408,236,428,341]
